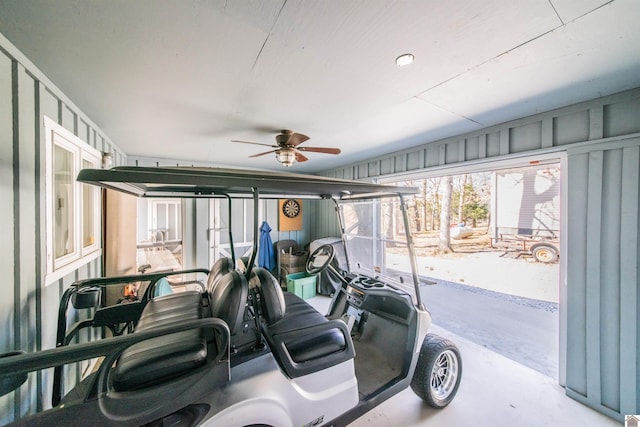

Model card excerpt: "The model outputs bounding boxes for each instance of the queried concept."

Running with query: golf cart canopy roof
[77,166,418,199]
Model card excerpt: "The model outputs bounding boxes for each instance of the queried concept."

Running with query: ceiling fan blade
[295,152,309,163]
[287,132,310,147]
[249,150,277,158]
[232,140,277,148]
[297,146,341,155]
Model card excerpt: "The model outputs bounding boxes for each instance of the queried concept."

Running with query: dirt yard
[412,229,560,303]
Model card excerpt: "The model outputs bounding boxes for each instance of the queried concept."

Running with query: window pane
[82,158,96,248]
[137,199,183,273]
[54,145,75,259]
[157,205,167,239]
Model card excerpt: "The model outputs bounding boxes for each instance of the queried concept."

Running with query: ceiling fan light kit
[232,130,341,167]
[276,148,297,167]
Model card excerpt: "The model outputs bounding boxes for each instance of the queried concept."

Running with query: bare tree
[430,177,441,230]
[457,174,467,224]
[421,179,428,231]
[439,175,453,253]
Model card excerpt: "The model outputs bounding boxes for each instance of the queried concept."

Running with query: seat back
[206,258,234,294]
[250,267,355,378]
[249,268,285,325]
[112,291,207,391]
[209,270,248,335]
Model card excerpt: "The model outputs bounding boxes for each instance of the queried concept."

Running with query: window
[45,116,102,285]
[136,198,183,273]
[149,199,182,242]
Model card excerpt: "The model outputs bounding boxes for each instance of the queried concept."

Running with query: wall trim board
[566,133,640,156]
[10,56,21,422]
[618,146,639,416]
[584,149,603,404]
[377,149,565,182]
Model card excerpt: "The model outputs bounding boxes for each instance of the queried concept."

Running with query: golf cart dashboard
[345,275,414,324]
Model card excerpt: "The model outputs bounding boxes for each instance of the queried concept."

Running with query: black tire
[531,243,558,263]
[411,333,462,408]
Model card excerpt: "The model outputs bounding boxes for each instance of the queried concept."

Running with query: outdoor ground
[412,229,559,303]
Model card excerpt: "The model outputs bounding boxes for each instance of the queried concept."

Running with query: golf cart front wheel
[411,334,462,408]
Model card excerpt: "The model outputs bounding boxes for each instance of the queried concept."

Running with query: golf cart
[0,166,462,426]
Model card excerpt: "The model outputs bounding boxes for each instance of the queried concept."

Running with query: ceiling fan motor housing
[276,133,291,146]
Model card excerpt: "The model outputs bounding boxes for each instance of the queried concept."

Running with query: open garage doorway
[388,160,561,379]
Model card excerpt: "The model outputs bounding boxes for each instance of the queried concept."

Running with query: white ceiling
[1,0,639,173]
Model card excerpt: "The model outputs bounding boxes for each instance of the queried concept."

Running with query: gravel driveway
[416,251,560,303]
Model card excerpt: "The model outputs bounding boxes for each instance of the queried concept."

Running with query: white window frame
[80,153,101,256]
[44,116,102,285]
[148,199,182,241]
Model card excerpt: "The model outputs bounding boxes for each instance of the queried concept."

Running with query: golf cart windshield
[340,198,417,297]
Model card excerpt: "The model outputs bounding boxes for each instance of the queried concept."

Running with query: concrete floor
[306,296,619,427]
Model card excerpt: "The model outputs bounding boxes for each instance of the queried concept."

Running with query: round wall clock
[282,199,301,218]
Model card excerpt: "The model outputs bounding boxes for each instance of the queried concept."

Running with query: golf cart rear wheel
[411,334,462,408]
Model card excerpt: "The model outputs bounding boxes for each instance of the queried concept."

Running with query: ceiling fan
[232,130,341,167]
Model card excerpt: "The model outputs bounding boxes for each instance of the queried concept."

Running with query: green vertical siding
[565,138,640,420]
[0,37,125,423]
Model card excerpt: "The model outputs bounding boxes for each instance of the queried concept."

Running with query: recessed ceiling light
[396,53,414,67]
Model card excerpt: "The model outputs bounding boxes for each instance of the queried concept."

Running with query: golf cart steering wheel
[306,244,335,275]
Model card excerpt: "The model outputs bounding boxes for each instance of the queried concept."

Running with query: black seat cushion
[112,292,206,391]
[112,330,207,391]
[251,268,354,378]
[270,292,328,334]
[285,328,346,363]
[136,292,202,330]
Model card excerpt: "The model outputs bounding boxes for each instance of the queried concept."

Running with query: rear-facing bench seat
[112,267,249,391]
[112,291,207,391]
[250,268,355,378]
